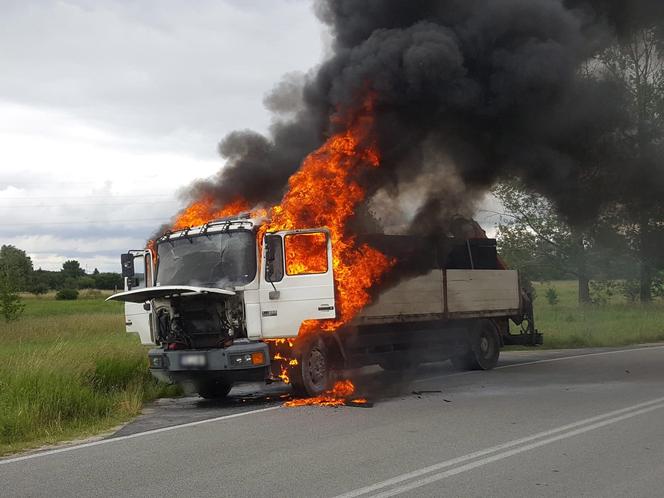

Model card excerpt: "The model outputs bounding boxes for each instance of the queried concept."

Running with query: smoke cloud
[183,0,664,232]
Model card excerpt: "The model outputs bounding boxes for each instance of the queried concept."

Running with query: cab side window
[284,232,328,276]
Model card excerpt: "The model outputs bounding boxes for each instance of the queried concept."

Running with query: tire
[450,320,500,371]
[197,379,233,399]
[290,336,333,396]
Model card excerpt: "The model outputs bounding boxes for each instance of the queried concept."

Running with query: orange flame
[284,232,328,276]
[266,339,296,384]
[283,380,367,407]
[172,197,252,231]
[261,95,393,332]
[165,94,393,335]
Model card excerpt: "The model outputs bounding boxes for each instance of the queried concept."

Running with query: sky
[0,0,325,272]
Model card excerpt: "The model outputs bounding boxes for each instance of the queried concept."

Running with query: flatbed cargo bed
[355,269,521,325]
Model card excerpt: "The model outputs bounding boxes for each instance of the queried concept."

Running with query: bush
[545,287,559,305]
[55,289,79,300]
[620,280,640,303]
[590,280,619,305]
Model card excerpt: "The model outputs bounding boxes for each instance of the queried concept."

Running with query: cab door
[121,249,155,345]
[259,230,336,338]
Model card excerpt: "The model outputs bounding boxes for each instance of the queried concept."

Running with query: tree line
[0,244,122,321]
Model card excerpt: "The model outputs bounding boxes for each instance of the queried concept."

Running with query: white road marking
[0,405,281,465]
[495,344,664,370]
[335,395,664,498]
[414,344,664,383]
[370,402,664,498]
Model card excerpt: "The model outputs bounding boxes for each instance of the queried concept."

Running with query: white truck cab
[109,217,340,397]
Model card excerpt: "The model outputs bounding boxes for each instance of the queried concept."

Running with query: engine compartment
[153,294,246,349]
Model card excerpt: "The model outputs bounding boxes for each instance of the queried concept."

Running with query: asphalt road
[3,344,664,497]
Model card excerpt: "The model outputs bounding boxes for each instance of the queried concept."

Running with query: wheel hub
[308,348,326,386]
[480,336,490,356]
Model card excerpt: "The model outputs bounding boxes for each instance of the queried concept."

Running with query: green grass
[19,292,123,317]
[533,281,664,349]
[0,294,179,456]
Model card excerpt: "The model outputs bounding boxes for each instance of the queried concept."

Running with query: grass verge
[533,281,664,349]
[0,295,179,456]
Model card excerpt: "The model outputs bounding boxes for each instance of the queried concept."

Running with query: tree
[0,245,31,321]
[61,260,85,279]
[78,276,96,289]
[600,27,664,302]
[493,182,630,304]
[92,272,123,290]
[0,245,33,291]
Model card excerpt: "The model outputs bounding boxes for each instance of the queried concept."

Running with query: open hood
[106,285,236,303]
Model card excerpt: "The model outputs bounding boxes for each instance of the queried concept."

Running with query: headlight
[230,352,265,367]
[149,355,164,368]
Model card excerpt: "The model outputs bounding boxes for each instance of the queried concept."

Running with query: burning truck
[109,214,540,398]
[108,99,541,399]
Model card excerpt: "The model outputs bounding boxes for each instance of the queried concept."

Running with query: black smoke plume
[184,0,664,233]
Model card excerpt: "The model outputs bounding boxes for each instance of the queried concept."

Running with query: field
[532,281,664,348]
[2,282,664,456]
[0,293,179,456]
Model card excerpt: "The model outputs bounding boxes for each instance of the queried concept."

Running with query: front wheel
[290,336,333,396]
[450,320,500,371]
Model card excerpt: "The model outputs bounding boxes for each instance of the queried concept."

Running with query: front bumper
[148,342,270,384]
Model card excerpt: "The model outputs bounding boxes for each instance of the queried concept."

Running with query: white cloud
[0,0,323,155]
[1,0,324,272]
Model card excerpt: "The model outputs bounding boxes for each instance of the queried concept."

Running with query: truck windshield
[156,230,256,288]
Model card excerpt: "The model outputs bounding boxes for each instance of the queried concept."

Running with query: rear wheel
[197,379,233,399]
[290,336,333,396]
[450,320,500,371]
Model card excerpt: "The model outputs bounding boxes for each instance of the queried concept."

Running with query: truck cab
[109,216,337,398]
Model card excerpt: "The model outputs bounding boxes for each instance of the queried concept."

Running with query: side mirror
[264,235,280,282]
[121,253,135,278]
[126,277,139,290]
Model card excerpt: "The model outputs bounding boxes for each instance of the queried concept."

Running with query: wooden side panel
[446,270,520,313]
[359,270,444,318]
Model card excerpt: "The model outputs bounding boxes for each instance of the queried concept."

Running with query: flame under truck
[109,216,541,397]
